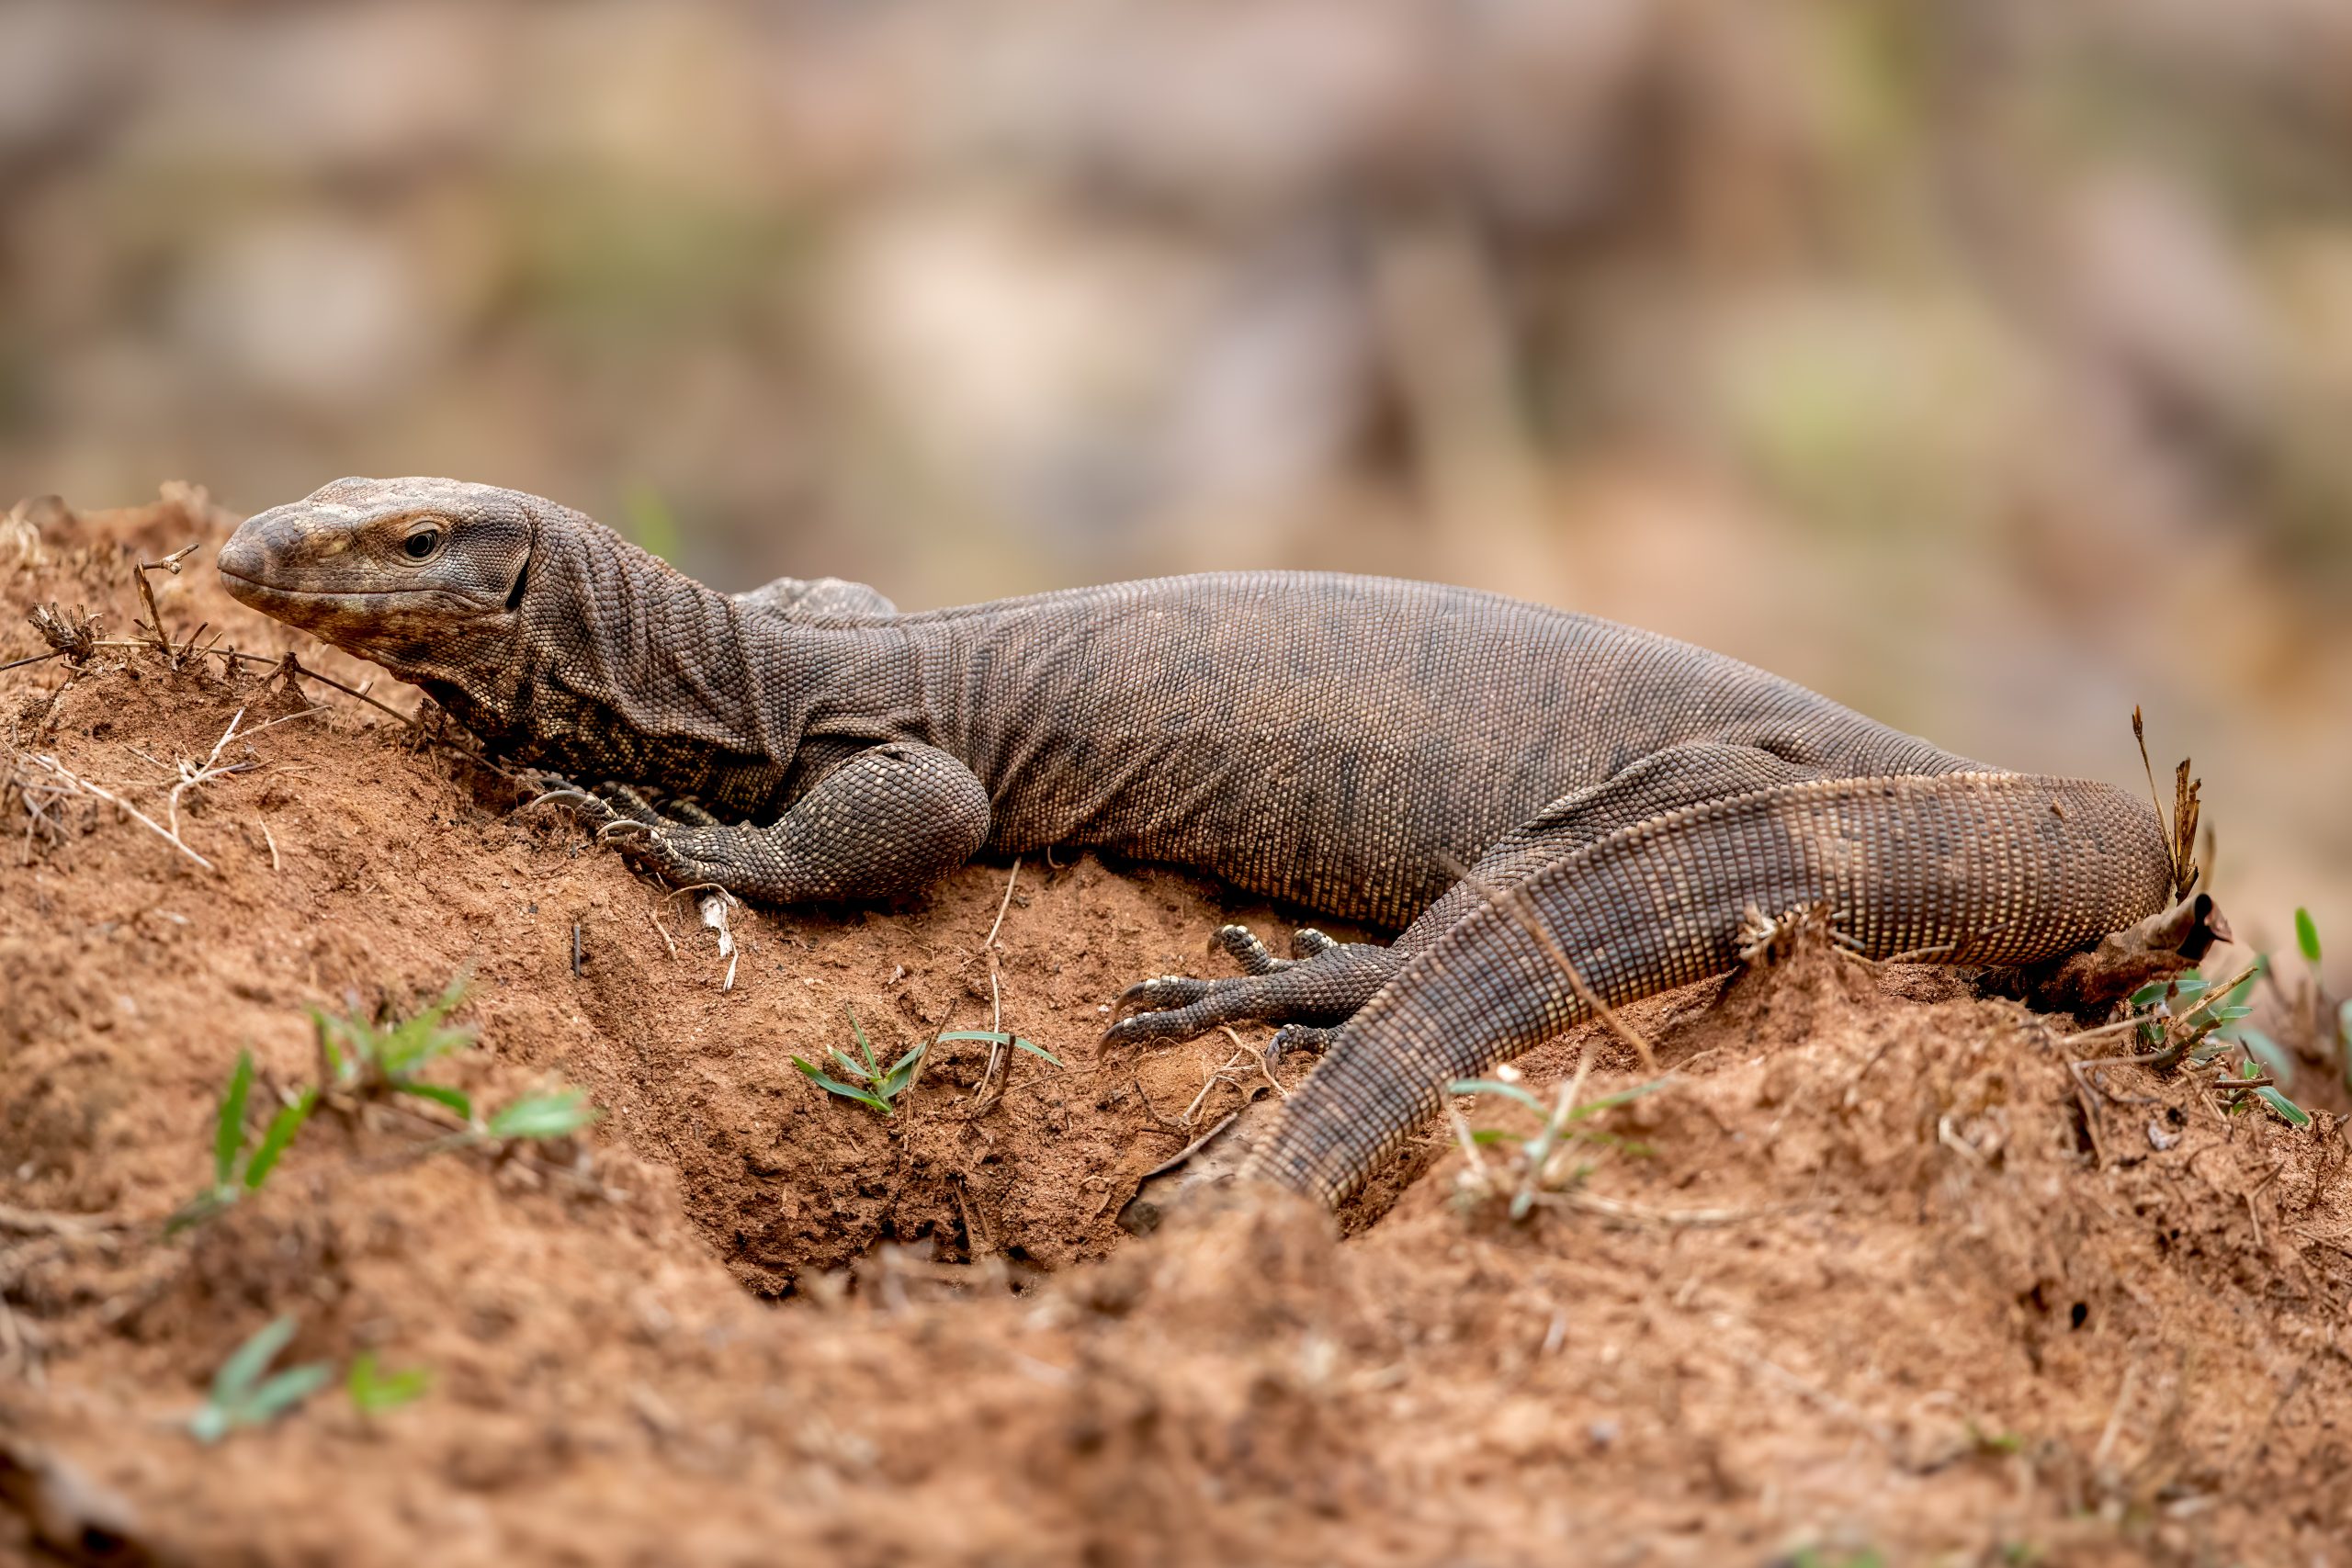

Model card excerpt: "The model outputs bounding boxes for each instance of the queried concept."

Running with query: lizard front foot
[1102,924,1398,1046]
[524,781,704,876]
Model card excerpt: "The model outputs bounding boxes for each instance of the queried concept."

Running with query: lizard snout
[218,504,346,605]
[215,517,273,596]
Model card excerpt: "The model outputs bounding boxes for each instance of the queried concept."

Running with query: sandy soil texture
[5,491,2349,1565]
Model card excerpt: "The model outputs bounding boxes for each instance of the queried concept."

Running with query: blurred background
[1,0,2345,963]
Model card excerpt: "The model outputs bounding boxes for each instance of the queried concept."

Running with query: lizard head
[219,475,537,673]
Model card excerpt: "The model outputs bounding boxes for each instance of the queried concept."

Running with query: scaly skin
[1244,773,2172,1201]
[219,478,2176,1201]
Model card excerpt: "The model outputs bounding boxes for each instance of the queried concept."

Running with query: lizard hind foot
[1102,926,1402,1047]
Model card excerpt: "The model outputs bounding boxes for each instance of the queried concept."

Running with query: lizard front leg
[609,741,991,903]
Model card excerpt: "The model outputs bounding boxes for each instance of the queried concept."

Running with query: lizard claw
[1112,975,1215,1021]
[525,787,607,814]
[596,818,656,844]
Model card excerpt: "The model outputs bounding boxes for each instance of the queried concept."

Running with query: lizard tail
[1241,772,2175,1205]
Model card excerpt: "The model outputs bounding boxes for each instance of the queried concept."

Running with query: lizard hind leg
[1103,741,1854,1051]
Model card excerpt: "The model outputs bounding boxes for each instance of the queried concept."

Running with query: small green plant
[1444,1069,1670,1219]
[794,1007,929,1114]
[315,976,595,1141]
[2126,951,2319,1127]
[2124,967,2256,1058]
[314,975,477,1117]
[346,1350,432,1415]
[168,1050,316,1234]
[187,1316,330,1443]
[2236,1057,2311,1126]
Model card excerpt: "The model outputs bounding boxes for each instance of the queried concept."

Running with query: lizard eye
[401,521,447,561]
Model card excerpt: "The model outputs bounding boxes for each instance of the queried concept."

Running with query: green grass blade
[242,1089,317,1191]
[2240,1030,2296,1089]
[485,1089,599,1141]
[242,1361,332,1424]
[877,1041,928,1099]
[1445,1078,1546,1115]
[2297,908,2322,965]
[1564,1078,1676,1120]
[1575,1131,1656,1156]
[2256,1085,2312,1128]
[164,1190,232,1237]
[311,1010,348,1082]
[211,1315,299,1403]
[2214,968,2260,1014]
[937,1031,1063,1067]
[392,1080,472,1119]
[846,1006,881,1079]
[431,972,472,1017]
[793,1056,893,1113]
[339,1018,379,1072]
[379,1019,475,1080]
[214,1050,254,1187]
[346,1351,432,1415]
[827,1047,871,1084]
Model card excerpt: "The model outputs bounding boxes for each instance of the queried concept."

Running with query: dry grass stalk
[1442,851,1658,1071]
[13,750,213,871]
[968,856,1023,1111]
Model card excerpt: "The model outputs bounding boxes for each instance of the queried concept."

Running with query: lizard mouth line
[219,573,493,606]
[224,571,421,594]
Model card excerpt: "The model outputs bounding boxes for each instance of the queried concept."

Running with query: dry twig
[969,857,1023,1111]
[14,750,213,870]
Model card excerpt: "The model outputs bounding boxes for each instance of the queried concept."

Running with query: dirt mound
[6,490,2349,1565]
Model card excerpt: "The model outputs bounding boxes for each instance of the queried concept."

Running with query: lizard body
[220,478,2176,1202]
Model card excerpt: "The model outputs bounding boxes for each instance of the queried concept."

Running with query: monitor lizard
[219,477,2184,1202]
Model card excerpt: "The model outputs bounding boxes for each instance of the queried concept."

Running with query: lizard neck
[464,512,920,810]
[498,514,758,770]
